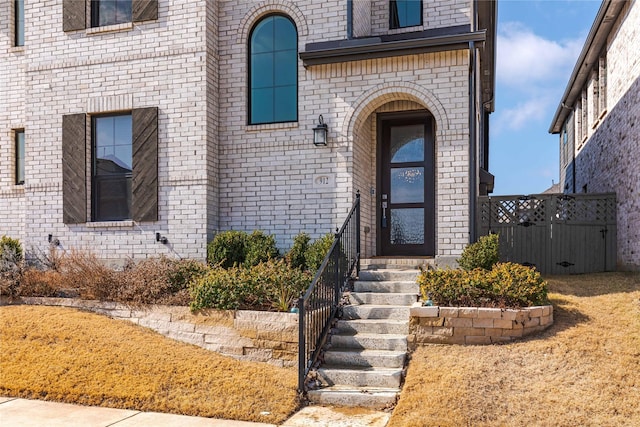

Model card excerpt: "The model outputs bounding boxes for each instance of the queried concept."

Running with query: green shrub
[244,230,279,267]
[248,259,312,312]
[458,233,499,270]
[0,236,24,297]
[207,231,248,268]
[189,259,312,312]
[207,230,280,268]
[0,236,23,263]
[286,232,310,270]
[167,259,209,293]
[189,266,241,311]
[487,262,548,307]
[304,233,335,271]
[417,262,548,308]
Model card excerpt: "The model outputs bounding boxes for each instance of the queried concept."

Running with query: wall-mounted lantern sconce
[313,115,328,146]
[155,232,168,245]
[48,234,60,247]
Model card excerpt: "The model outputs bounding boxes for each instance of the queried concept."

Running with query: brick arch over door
[341,82,449,149]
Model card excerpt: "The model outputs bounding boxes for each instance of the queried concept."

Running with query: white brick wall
[1,0,214,261]
[2,0,477,262]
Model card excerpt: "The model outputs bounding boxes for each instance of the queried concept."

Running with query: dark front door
[378,112,435,256]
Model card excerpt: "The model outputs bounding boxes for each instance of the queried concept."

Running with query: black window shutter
[62,114,87,224]
[63,0,86,31]
[132,0,158,22]
[132,107,158,222]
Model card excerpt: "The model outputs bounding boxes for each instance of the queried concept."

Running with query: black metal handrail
[298,191,360,393]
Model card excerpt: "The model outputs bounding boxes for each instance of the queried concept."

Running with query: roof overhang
[548,0,627,134]
[299,25,486,67]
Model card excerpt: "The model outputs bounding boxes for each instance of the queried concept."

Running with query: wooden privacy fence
[478,193,616,274]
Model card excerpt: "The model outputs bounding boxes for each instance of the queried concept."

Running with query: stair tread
[354,280,417,284]
[338,319,408,324]
[350,291,420,296]
[319,365,403,373]
[309,385,400,393]
[346,303,410,307]
[333,332,407,339]
[325,348,406,355]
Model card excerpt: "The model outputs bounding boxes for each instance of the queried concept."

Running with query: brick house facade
[550,0,639,270]
[1,0,496,264]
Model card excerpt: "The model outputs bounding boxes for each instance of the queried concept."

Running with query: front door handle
[381,194,388,228]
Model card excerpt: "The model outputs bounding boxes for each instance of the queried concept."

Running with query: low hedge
[418,262,548,308]
[189,259,312,312]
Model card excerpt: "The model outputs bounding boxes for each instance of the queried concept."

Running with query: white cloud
[497,22,583,88]
[494,95,553,132]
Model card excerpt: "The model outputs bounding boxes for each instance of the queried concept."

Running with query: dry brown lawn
[0,305,299,424]
[390,272,640,427]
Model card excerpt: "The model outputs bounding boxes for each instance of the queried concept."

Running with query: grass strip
[0,305,299,424]
[390,272,640,426]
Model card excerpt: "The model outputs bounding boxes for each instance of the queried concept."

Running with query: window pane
[391,0,422,29]
[15,0,24,47]
[251,52,275,89]
[251,17,275,53]
[116,0,132,23]
[15,130,25,185]
[274,85,297,123]
[391,167,424,203]
[391,208,424,245]
[251,88,275,124]
[95,176,132,221]
[96,0,132,27]
[274,17,296,51]
[93,114,132,221]
[390,124,424,163]
[274,50,296,86]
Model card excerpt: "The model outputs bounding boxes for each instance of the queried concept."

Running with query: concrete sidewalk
[0,397,390,427]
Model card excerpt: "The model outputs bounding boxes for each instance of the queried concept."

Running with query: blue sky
[490,0,601,195]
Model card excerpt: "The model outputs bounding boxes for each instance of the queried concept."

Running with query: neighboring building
[549,0,639,270]
[1,0,496,264]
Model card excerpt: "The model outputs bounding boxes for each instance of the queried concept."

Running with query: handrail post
[297,295,305,393]
[334,231,341,307]
[356,191,361,275]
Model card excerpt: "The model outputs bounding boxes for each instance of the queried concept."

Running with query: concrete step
[361,258,435,270]
[358,270,419,282]
[342,304,410,320]
[323,348,406,368]
[307,385,399,408]
[353,280,420,294]
[331,333,407,352]
[348,292,418,306]
[335,319,409,335]
[317,366,403,388]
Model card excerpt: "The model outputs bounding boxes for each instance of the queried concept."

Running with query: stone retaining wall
[409,304,554,346]
[2,297,298,367]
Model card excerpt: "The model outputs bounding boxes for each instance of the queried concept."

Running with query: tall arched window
[249,14,298,124]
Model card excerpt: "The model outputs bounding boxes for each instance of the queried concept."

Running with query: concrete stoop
[307,263,420,409]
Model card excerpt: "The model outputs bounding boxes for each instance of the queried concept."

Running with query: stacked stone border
[408,304,554,346]
[1,297,298,368]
